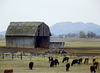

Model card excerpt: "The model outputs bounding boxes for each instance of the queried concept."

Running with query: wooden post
[12,53,14,59]
[21,53,22,60]
[2,53,4,59]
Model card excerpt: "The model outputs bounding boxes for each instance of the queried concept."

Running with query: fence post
[12,53,14,59]
[21,53,22,60]
[2,53,4,59]
[30,53,32,60]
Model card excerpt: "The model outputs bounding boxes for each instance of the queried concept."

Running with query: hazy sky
[0,0,100,31]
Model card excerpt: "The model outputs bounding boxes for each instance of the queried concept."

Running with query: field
[0,37,100,73]
[0,56,100,73]
[1,37,100,48]
[64,37,100,48]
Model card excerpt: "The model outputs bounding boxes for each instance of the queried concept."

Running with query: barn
[6,22,51,48]
[49,37,65,48]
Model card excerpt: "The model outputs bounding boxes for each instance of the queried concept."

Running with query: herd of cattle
[28,57,99,73]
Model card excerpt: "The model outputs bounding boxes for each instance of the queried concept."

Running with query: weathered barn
[6,22,51,48]
[49,37,65,48]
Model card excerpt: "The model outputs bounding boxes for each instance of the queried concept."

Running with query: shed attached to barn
[49,37,65,48]
[6,22,51,48]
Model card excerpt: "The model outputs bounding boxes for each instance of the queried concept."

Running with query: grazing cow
[48,57,53,62]
[66,63,70,71]
[29,62,34,70]
[54,59,59,66]
[79,58,83,64]
[94,62,99,69]
[71,59,80,66]
[90,66,96,73]
[62,57,69,63]
[4,69,13,73]
[84,58,89,64]
[50,59,59,67]
[50,60,55,67]
[93,59,96,63]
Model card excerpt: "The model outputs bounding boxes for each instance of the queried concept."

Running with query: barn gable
[6,22,51,48]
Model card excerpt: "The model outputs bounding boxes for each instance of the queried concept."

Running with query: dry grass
[0,56,100,73]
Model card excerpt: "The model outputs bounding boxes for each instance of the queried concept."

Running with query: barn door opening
[35,36,49,48]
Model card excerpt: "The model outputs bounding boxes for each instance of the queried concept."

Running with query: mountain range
[0,22,100,35]
[50,22,100,35]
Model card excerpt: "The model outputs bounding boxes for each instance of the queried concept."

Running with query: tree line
[53,31,100,38]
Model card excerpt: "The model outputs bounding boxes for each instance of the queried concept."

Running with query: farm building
[6,22,51,48]
[49,37,65,48]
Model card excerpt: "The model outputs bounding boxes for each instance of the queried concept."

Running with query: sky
[0,0,100,31]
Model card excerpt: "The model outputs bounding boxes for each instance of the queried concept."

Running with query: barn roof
[6,22,44,36]
[50,37,65,43]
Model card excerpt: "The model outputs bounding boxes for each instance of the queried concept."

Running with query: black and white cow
[48,57,53,62]
[71,59,80,66]
[84,58,89,64]
[62,57,69,63]
[50,59,59,67]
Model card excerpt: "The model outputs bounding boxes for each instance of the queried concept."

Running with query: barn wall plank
[6,36,35,48]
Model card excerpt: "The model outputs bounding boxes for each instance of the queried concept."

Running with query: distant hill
[50,22,100,35]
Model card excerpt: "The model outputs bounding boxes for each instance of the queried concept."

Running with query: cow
[48,57,53,62]
[4,69,13,73]
[79,58,83,64]
[90,66,96,73]
[54,59,59,66]
[29,62,34,70]
[94,62,99,69]
[66,63,70,71]
[50,60,55,67]
[84,58,89,64]
[93,59,96,63]
[50,59,59,67]
[62,57,69,63]
[71,59,80,66]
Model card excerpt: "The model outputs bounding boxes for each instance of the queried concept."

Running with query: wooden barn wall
[49,42,65,48]
[6,36,35,48]
[38,23,50,36]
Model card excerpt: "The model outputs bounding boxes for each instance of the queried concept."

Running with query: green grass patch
[65,42,100,48]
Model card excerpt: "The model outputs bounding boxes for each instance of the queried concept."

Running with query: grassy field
[1,37,100,53]
[0,37,6,47]
[1,37,100,48]
[0,37,100,73]
[0,56,100,73]
[64,38,100,48]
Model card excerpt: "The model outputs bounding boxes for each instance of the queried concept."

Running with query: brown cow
[4,69,13,73]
